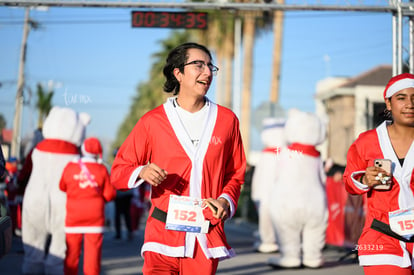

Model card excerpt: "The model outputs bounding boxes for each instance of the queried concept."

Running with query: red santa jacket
[60,156,116,233]
[111,97,246,259]
[344,121,414,267]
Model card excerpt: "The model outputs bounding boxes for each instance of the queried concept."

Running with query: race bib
[165,195,210,234]
[389,208,414,239]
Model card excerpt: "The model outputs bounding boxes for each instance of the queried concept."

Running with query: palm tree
[240,0,275,155]
[269,0,285,103]
[35,83,54,129]
[240,10,256,154]
[112,4,277,159]
[220,15,235,109]
[192,9,235,108]
[111,31,193,160]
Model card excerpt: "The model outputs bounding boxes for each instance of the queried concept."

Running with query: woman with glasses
[111,42,246,275]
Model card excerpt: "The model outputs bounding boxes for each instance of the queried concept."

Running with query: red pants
[142,241,219,275]
[363,242,414,275]
[364,265,414,275]
[65,233,103,275]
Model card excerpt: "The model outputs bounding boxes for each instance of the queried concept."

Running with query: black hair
[162,42,213,95]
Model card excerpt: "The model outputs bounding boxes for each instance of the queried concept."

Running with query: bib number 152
[174,209,197,222]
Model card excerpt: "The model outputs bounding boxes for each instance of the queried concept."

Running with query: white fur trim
[359,240,412,267]
[65,226,104,233]
[359,254,411,267]
[128,166,145,188]
[376,121,414,209]
[141,242,185,258]
[141,241,235,260]
[350,171,370,191]
[219,193,236,218]
[385,78,414,98]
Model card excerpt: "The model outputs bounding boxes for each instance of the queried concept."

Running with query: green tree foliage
[110,31,194,160]
[35,83,54,129]
[0,114,6,132]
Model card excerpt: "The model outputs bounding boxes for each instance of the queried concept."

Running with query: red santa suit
[111,97,246,261]
[344,121,414,268]
[59,137,116,275]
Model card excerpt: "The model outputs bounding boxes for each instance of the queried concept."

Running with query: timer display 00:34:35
[132,11,208,29]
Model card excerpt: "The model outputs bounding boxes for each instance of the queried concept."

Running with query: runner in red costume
[111,42,246,275]
[60,137,116,275]
[344,73,414,275]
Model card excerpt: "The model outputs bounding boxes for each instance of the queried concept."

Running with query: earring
[383,109,392,120]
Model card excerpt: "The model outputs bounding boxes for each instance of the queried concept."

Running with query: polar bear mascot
[268,108,327,269]
[22,106,90,275]
[251,117,285,253]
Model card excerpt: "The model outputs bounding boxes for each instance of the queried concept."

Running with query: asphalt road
[0,218,364,275]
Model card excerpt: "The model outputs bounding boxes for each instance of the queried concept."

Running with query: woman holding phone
[343,73,414,275]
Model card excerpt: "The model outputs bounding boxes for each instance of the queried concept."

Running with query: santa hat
[81,137,103,162]
[384,73,414,99]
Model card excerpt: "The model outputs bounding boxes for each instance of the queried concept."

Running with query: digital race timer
[131,11,208,29]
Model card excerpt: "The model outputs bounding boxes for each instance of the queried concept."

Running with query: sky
[0,2,396,157]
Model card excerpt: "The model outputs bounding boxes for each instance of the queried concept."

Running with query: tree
[111,31,194,161]
[0,114,6,132]
[111,6,276,160]
[239,0,273,155]
[269,0,285,103]
[194,10,235,109]
[240,11,256,154]
[35,83,54,129]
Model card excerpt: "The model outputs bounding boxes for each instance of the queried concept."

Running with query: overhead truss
[0,0,405,12]
[1,0,414,73]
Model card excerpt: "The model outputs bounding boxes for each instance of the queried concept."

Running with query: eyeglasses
[182,60,219,75]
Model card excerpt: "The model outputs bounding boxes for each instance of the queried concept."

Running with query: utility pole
[269,0,284,103]
[11,8,30,159]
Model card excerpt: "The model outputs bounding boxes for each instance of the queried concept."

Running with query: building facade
[315,65,392,166]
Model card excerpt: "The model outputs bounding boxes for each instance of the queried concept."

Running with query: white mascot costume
[251,117,285,253]
[22,106,90,275]
[268,108,327,269]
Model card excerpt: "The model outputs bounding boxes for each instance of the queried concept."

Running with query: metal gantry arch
[1,0,413,75]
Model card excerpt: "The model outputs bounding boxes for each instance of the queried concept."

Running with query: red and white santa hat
[81,137,103,162]
[384,73,414,99]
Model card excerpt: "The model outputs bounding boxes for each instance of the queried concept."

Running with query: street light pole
[11,7,30,159]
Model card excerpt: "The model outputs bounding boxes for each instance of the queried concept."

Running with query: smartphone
[373,159,392,190]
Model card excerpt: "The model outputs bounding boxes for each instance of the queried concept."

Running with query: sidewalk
[0,218,364,275]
